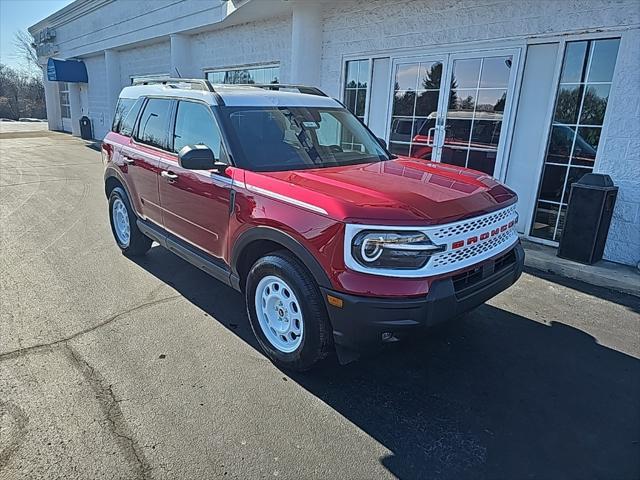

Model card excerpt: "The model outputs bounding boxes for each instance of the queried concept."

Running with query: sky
[0,0,73,69]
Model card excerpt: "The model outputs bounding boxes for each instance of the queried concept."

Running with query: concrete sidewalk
[522,239,640,297]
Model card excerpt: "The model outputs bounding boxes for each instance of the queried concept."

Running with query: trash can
[79,116,93,140]
[557,173,618,265]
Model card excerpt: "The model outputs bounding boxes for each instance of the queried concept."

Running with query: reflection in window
[531,38,620,242]
[440,56,511,175]
[343,59,370,150]
[206,65,280,85]
[388,61,443,159]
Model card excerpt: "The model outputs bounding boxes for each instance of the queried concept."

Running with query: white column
[170,34,194,78]
[104,49,121,119]
[68,83,82,136]
[290,1,322,86]
[42,67,61,131]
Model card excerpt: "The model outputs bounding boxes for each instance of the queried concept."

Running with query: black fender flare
[230,226,333,290]
[104,166,131,199]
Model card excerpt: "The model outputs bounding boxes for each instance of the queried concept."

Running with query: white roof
[118,84,341,108]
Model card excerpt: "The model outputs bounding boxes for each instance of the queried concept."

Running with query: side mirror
[377,137,388,150]
[178,144,226,173]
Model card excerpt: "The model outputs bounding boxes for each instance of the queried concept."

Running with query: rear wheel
[108,187,152,256]
[246,251,332,371]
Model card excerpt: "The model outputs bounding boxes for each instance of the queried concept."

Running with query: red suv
[103,79,524,370]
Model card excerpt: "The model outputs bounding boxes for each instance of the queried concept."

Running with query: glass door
[59,82,72,132]
[387,50,518,178]
[439,53,515,176]
[387,56,447,160]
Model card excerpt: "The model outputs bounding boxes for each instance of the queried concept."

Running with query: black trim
[323,243,525,363]
[137,219,238,289]
[231,226,332,289]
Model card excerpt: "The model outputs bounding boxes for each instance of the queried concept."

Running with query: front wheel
[246,251,332,371]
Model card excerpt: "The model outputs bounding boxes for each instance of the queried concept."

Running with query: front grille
[430,205,517,240]
[452,266,483,292]
[494,248,516,272]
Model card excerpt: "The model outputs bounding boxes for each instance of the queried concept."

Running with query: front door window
[530,38,620,241]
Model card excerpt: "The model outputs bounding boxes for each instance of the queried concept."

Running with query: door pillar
[290,1,322,86]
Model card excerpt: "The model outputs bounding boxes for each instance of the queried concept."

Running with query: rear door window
[112,98,135,133]
[135,98,173,149]
[118,97,144,137]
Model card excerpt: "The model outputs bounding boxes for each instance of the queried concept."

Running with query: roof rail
[132,77,213,92]
[233,83,329,97]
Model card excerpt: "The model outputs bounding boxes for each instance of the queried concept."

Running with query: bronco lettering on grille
[451,219,516,250]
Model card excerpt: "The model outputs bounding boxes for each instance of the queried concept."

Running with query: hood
[246,157,517,225]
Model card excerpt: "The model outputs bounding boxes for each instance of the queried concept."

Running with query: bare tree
[13,30,41,72]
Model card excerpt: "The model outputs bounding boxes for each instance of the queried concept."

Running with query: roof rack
[132,77,214,92]
[233,83,329,97]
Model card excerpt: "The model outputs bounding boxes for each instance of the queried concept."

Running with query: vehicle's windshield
[219,106,391,171]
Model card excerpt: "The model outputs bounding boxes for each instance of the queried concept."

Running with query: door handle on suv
[122,154,135,165]
[161,170,178,182]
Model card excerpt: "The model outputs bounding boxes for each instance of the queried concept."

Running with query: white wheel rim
[112,198,130,247]
[254,275,304,353]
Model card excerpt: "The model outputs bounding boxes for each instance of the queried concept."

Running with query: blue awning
[47,58,88,83]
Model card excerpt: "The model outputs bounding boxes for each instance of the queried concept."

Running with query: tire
[246,251,332,371]
[108,186,152,256]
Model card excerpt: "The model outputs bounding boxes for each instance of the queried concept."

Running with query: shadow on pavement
[133,246,640,480]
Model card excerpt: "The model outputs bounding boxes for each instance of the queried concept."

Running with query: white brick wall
[596,29,640,267]
[191,16,292,81]
[119,41,171,86]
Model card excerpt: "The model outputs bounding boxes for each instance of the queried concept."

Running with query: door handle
[122,154,135,165]
[161,170,178,181]
[426,127,436,147]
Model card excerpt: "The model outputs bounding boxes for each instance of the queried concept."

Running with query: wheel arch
[231,227,332,292]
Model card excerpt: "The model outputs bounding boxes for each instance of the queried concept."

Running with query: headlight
[351,230,445,269]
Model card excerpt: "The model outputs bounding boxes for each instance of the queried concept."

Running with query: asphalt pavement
[1,129,639,480]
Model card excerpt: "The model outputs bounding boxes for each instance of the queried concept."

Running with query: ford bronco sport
[103,79,524,371]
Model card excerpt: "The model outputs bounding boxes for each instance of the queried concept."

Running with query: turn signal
[327,295,343,308]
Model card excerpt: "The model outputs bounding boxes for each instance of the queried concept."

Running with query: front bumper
[323,242,524,362]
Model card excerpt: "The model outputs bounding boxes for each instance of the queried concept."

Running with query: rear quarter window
[117,97,144,137]
[134,98,173,150]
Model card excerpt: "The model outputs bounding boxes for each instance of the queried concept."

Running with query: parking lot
[0,129,638,479]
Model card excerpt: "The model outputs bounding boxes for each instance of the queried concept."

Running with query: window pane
[470,120,501,149]
[531,201,560,240]
[392,91,416,116]
[137,98,172,150]
[546,125,574,164]
[389,142,410,156]
[451,59,481,88]
[476,89,506,113]
[479,56,512,88]
[572,127,600,168]
[588,38,620,82]
[355,89,367,116]
[173,101,222,158]
[410,143,435,160]
[357,60,369,87]
[346,61,359,87]
[553,85,582,124]
[538,164,567,203]
[418,61,442,90]
[415,90,440,117]
[389,117,416,143]
[440,147,468,167]
[344,89,357,113]
[579,84,610,125]
[450,89,476,113]
[443,119,472,146]
[560,41,588,83]
[112,98,136,133]
[566,166,591,197]
[554,206,567,241]
[395,64,419,90]
[466,149,497,174]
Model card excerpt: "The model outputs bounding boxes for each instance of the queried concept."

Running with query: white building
[30,0,640,267]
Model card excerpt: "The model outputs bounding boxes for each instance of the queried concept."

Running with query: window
[135,98,172,150]
[219,106,389,172]
[59,82,70,118]
[112,98,135,133]
[343,59,370,122]
[173,101,223,160]
[119,98,144,137]
[531,38,620,242]
[206,65,280,85]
